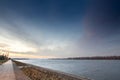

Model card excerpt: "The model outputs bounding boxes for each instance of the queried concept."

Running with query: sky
[0,0,120,58]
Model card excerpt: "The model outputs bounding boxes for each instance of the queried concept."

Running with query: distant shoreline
[12,56,120,60]
[51,56,120,60]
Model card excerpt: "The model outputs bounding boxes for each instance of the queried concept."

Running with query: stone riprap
[13,60,91,80]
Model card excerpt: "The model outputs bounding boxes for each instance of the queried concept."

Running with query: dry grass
[0,60,7,65]
[21,67,66,80]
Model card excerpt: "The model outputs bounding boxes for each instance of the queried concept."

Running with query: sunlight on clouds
[0,35,37,53]
[8,42,36,52]
[10,53,55,58]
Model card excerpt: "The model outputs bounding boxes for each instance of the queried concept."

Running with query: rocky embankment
[13,60,91,80]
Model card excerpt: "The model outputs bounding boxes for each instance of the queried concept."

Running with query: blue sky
[0,0,120,58]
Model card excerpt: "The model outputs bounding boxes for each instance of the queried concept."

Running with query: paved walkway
[0,60,16,80]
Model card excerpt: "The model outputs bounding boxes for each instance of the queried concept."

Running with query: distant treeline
[0,55,9,60]
[66,56,120,60]
[52,56,120,60]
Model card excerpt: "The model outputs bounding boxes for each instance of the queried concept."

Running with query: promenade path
[0,60,30,80]
[0,60,16,80]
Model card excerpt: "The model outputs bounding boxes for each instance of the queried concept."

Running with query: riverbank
[13,60,91,80]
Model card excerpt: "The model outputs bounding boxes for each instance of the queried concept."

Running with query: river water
[17,59,120,80]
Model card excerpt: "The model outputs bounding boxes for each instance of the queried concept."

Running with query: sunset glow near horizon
[0,0,120,58]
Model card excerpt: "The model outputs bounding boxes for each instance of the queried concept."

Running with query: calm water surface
[17,59,120,80]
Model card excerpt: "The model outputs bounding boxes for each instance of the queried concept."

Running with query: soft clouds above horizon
[0,0,120,58]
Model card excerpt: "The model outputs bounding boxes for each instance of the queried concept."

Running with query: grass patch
[0,60,7,65]
[21,67,64,80]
